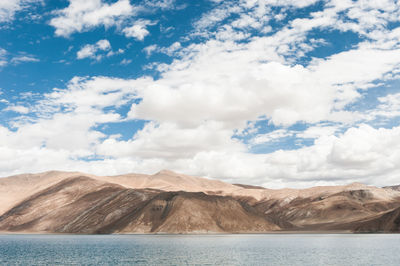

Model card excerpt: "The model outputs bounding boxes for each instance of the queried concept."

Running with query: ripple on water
[0,234,399,265]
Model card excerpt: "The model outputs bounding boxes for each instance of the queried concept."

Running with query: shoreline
[2,230,398,235]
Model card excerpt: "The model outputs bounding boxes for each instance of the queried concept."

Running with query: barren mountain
[384,185,400,192]
[1,170,400,233]
[352,206,400,233]
[253,188,400,231]
[0,174,277,233]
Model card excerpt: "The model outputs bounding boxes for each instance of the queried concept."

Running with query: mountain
[352,207,400,233]
[383,185,400,192]
[0,170,97,215]
[253,184,400,230]
[0,170,400,233]
[0,174,277,233]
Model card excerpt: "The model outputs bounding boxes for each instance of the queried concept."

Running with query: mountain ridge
[0,170,399,234]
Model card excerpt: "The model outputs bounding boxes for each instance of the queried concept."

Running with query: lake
[0,234,399,265]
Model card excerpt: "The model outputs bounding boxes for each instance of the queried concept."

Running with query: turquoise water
[0,234,399,265]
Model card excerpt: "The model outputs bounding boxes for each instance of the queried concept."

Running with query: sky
[1,0,400,188]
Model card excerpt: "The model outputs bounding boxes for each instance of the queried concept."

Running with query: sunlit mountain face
[1,0,400,188]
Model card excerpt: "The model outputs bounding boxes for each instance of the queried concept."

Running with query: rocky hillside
[0,170,399,233]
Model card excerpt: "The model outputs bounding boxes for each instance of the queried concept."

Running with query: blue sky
[1,0,400,188]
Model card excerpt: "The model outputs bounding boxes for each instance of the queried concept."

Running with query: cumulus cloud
[127,40,400,129]
[77,39,111,60]
[0,76,142,176]
[76,39,124,61]
[122,19,154,40]
[49,0,134,37]
[3,0,400,189]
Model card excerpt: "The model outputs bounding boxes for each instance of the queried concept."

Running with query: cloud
[251,129,294,145]
[143,44,157,56]
[77,39,112,61]
[0,51,39,67]
[144,42,181,57]
[2,0,400,189]
[97,121,245,159]
[296,125,339,140]
[10,54,39,64]
[143,0,176,10]
[127,40,400,129]
[1,72,400,188]
[370,93,400,119]
[122,19,154,40]
[120,59,132,65]
[49,0,135,37]
[0,76,139,173]
[4,105,30,114]
[0,0,41,23]
[0,48,7,66]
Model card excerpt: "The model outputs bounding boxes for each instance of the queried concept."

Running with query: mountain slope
[0,175,279,233]
[0,171,92,215]
[0,176,139,233]
[352,207,400,233]
[0,170,245,215]
[252,188,400,230]
[1,170,400,233]
[116,191,279,233]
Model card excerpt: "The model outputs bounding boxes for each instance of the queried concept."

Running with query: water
[0,234,399,265]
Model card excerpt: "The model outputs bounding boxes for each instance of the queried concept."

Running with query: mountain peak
[346,182,367,189]
[155,169,179,176]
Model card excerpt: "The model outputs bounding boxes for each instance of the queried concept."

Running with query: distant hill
[383,185,400,192]
[0,170,399,233]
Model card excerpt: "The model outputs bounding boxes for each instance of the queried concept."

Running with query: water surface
[0,234,399,265]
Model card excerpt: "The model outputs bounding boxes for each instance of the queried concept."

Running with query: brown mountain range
[0,170,399,234]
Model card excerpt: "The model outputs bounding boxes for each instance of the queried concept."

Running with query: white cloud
[120,59,132,65]
[143,42,181,56]
[10,55,39,64]
[3,0,400,189]
[143,44,157,56]
[1,73,400,188]
[0,76,141,176]
[143,0,176,10]
[126,38,400,129]
[106,48,125,58]
[0,0,41,23]
[77,39,112,61]
[49,0,134,37]
[371,93,400,119]
[248,0,320,8]
[4,105,30,114]
[122,20,153,40]
[43,76,140,109]
[97,39,111,50]
[0,48,7,66]
[97,121,245,159]
[296,125,339,139]
[251,129,294,145]
[193,1,242,35]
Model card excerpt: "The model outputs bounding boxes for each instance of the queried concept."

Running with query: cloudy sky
[1,0,400,188]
